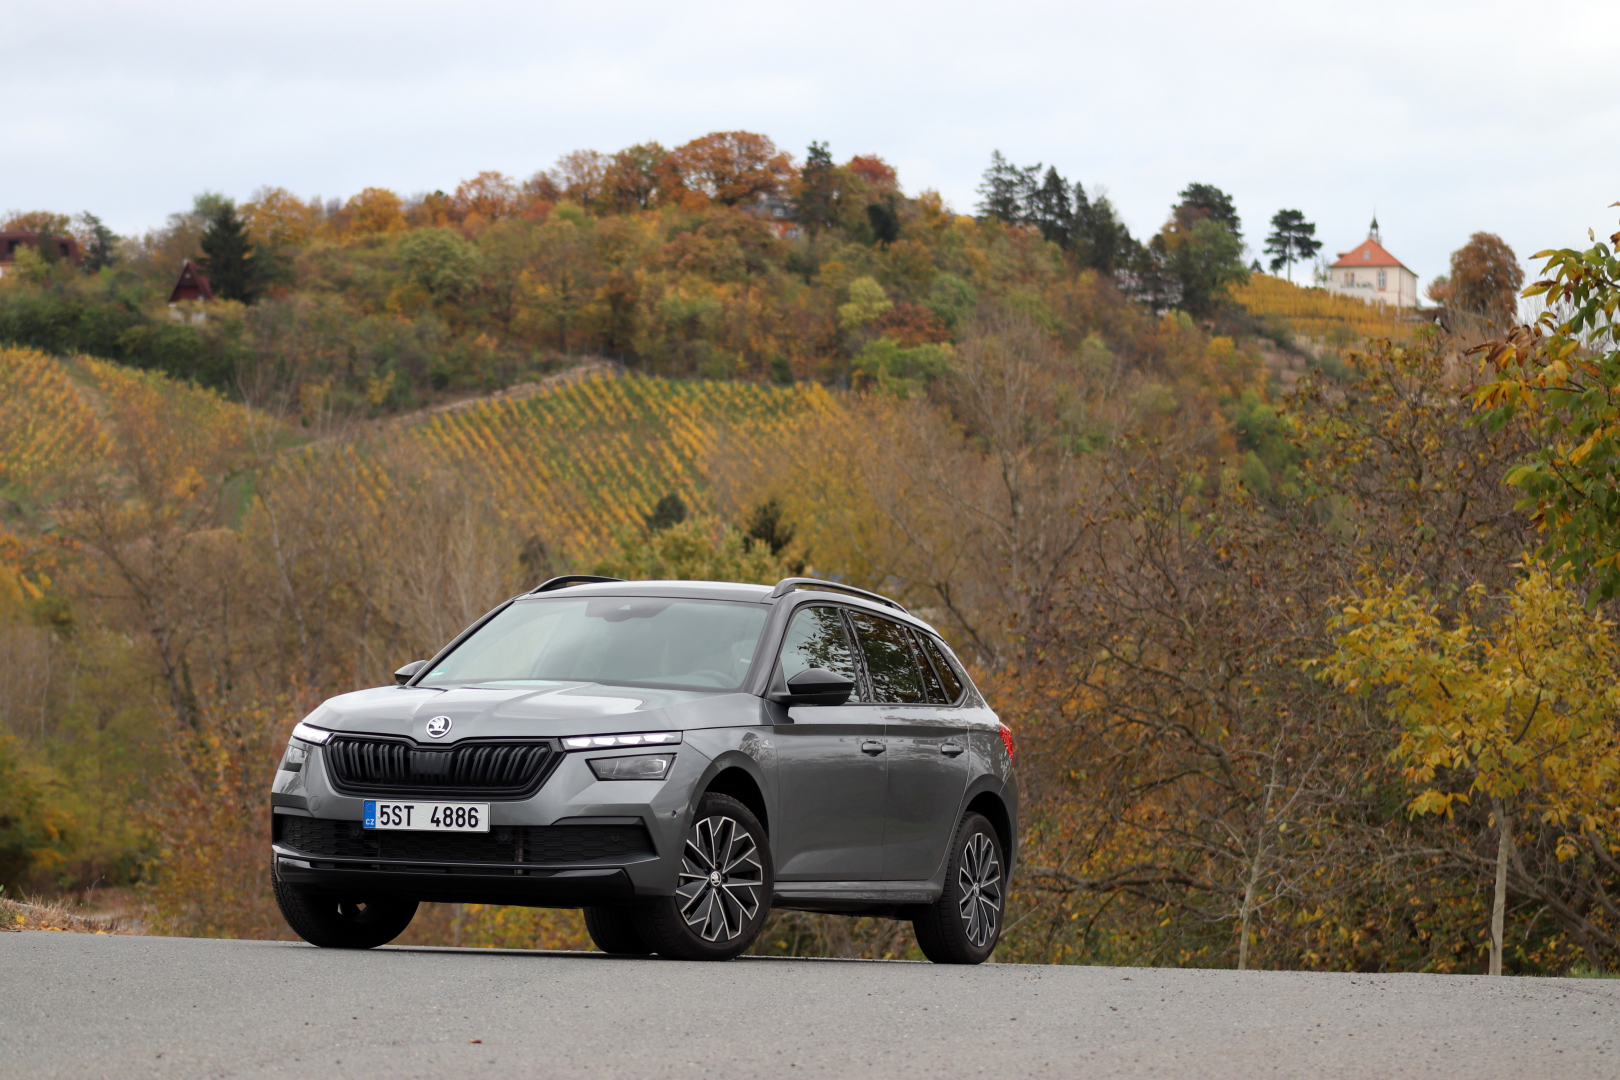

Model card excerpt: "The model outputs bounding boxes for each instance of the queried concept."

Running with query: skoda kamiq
[270,575,1017,963]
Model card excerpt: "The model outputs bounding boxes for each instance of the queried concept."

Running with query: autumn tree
[340,187,407,237]
[662,132,793,208]
[55,369,262,723]
[1443,232,1524,324]
[1476,209,1620,599]
[595,516,794,584]
[600,143,668,211]
[397,228,483,300]
[1319,566,1620,972]
[524,211,601,353]
[1263,210,1321,281]
[847,154,897,188]
[242,187,318,247]
[1,210,73,257]
[451,171,521,224]
[545,150,609,209]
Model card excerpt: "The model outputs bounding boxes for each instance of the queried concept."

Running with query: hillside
[1230,272,1410,345]
[6,210,1594,975]
[0,134,1403,428]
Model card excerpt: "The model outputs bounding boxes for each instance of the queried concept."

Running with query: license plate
[363,800,490,832]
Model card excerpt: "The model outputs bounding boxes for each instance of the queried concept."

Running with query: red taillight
[999,724,1015,761]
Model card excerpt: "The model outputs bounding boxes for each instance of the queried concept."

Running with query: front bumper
[270,738,711,905]
[272,851,642,906]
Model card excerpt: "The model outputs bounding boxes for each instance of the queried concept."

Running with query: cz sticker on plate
[363,800,490,832]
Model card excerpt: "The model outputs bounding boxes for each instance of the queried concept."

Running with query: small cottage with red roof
[168,259,215,303]
[1327,217,1419,308]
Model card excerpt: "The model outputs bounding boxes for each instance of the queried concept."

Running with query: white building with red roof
[1326,217,1419,308]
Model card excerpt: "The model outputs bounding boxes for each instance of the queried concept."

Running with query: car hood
[300,681,759,744]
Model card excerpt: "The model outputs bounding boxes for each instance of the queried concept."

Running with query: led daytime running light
[562,731,681,750]
[290,721,335,745]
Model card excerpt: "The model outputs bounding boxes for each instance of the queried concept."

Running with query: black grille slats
[324,736,559,797]
[276,816,654,865]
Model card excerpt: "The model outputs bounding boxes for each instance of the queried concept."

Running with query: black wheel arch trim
[692,750,772,840]
[955,777,1017,877]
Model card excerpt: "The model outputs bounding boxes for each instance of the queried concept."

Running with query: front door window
[777,605,864,700]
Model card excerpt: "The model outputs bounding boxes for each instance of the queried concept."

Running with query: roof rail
[529,574,625,594]
[768,577,907,613]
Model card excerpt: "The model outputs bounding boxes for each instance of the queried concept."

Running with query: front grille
[276,816,655,865]
[323,736,560,798]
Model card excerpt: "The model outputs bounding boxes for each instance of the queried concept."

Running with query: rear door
[847,612,969,882]
[770,605,890,881]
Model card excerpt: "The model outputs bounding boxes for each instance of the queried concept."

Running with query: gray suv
[270,576,1017,963]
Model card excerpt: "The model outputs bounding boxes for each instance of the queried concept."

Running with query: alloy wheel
[957,831,1002,948]
[677,814,764,942]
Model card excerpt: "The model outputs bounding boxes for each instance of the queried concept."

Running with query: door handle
[861,740,886,755]
[940,742,965,757]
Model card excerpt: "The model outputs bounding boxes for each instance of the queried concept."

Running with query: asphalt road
[5,933,1618,1079]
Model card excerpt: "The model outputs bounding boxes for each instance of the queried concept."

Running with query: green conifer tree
[198,200,259,303]
[1175,183,1243,243]
[77,212,119,272]
[1028,167,1074,246]
[976,151,1040,225]
[1263,209,1322,281]
[796,141,837,236]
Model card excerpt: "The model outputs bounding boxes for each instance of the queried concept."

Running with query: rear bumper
[271,846,643,906]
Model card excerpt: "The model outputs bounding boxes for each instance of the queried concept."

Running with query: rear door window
[916,634,964,703]
[777,605,864,703]
[849,612,926,704]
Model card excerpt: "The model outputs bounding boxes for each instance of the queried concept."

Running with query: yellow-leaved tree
[1316,563,1620,973]
[593,516,797,584]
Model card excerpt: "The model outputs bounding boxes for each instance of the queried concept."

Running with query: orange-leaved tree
[661,132,793,209]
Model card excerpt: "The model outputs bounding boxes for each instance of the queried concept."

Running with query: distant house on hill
[168,260,215,304]
[0,231,83,277]
[1325,217,1419,308]
[749,193,802,240]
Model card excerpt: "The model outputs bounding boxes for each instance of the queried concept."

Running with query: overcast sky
[5,0,1617,290]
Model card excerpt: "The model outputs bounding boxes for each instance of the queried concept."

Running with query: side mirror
[395,660,428,686]
[777,667,854,707]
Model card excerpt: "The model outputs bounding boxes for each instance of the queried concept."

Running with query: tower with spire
[1368,214,1381,243]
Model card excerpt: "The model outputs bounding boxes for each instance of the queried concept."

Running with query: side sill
[772,880,941,913]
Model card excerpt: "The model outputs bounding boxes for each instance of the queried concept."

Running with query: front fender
[682,727,777,837]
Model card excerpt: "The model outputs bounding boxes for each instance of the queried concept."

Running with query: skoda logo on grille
[425,715,452,739]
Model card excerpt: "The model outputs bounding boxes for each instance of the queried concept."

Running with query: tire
[273,872,418,949]
[633,792,773,961]
[583,906,653,955]
[913,812,1004,965]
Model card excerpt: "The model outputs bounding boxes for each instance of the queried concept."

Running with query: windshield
[420,596,769,691]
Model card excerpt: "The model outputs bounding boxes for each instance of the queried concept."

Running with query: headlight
[563,731,681,750]
[588,754,675,781]
[290,721,334,746]
[279,743,308,772]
